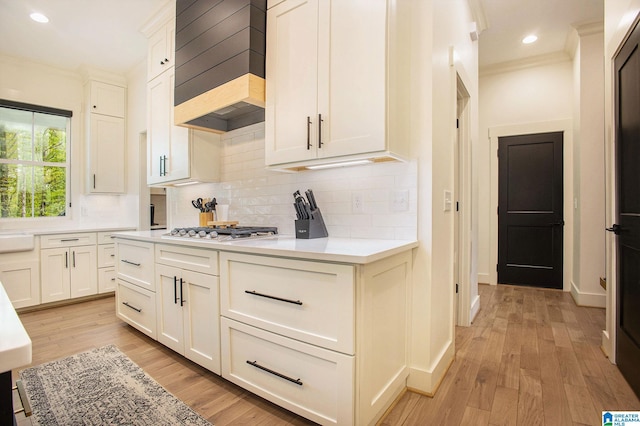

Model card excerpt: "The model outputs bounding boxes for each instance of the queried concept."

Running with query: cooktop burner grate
[167,226,278,239]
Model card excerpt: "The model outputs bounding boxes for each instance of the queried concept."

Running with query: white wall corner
[570,280,606,308]
[407,340,455,395]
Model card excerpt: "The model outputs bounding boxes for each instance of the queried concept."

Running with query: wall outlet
[391,190,409,212]
[352,193,364,214]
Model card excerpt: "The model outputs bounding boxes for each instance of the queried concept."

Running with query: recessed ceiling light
[30,12,49,23]
[522,35,538,44]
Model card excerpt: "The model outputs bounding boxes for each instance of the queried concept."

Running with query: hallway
[382,284,640,425]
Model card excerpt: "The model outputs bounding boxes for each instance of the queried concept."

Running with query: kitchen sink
[0,233,35,253]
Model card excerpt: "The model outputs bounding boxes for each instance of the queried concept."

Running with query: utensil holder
[199,212,213,226]
[295,209,328,239]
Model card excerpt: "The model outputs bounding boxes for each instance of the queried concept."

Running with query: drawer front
[156,244,218,275]
[98,267,116,293]
[116,279,156,339]
[97,231,120,245]
[98,244,115,268]
[220,252,354,354]
[40,232,97,248]
[116,240,154,291]
[221,318,354,426]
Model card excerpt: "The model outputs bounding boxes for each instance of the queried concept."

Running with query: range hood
[173,0,266,133]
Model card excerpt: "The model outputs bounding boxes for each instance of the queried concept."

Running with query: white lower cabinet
[40,244,97,303]
[0,258,40,309]
[155,244,220,373]
[116,279,157,339]
[156,264,220,373]
[221,317,354,425]
[220,250,412,425]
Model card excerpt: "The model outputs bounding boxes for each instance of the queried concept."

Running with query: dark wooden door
[498,132,564,289]
[614,20,640,398]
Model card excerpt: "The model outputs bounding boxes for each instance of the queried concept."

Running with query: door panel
[614,20,640,397]
[498,132,563,288]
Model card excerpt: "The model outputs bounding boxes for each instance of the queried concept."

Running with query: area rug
[19,345,212,425]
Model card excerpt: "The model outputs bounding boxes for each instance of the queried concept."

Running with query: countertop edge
[112,231,418,264]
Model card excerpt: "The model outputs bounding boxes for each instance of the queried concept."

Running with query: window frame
[0,99,73,220]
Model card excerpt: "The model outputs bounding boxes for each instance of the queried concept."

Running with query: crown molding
[479,51,571,77]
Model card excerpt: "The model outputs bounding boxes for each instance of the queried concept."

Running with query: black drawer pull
[244,290,302,306]
[121,259,141,267]
[60,238,79,242]
[246,360,303,386]
[122,302,142,313]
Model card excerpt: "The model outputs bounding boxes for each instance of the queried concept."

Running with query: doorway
[613,19,640,397]
[497,132,564,289]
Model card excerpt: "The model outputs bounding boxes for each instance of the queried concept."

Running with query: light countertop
[0,282,32,373]
[113,230,418,264]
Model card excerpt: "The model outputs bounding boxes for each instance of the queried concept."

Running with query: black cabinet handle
[246,360,303,386]
[72,251,76,268]
[244,290,302,306]
[122,301,142,313]
[120,259,141,267]
[60,238,79,242]
[318,113,323,148]
[306,116,312,150]
[180,278,185,307]
[65,252,68,269]
[174,276,178,304]
[93,173,96,189]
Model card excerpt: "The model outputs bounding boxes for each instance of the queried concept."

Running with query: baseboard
[469,294,481,323]
[407,340,454,395]
[570,281,606,308]
[477,273,490,284]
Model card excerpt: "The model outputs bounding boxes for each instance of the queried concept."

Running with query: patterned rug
[19,345,212,426]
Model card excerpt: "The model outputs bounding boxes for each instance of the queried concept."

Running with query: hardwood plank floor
[11,284,640,425]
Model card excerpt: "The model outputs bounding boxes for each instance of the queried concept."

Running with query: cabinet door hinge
[456,201,459,212]
[496,264,499,272]
[455,283,459,293]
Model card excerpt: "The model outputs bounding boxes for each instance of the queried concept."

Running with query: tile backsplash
[169,123,417,240]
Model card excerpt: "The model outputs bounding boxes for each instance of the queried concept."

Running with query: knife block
[295,209,328,239]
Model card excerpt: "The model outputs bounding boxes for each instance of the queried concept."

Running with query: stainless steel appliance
[165,226,277,242]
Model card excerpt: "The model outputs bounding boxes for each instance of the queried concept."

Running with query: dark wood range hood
[174,0,266,133]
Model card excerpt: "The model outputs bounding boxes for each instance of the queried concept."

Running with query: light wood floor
[12,284,640,425]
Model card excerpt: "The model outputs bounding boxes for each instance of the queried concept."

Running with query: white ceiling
[0,0,604,75]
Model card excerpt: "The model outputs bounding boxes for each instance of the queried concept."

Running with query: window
[0,100,71,218]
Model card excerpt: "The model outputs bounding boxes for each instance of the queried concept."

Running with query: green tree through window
[0,101,71,218]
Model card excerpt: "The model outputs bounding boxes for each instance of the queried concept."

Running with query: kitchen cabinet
[155,244,220,373]
[115,239,156,338]
[220,250,412,425]
[146,67,221,186]
[85,80,126,193]
[40,233,98,303]
[97,231,117,293]
[147,18,175,82]
[265,0,410,170]
[0,250,40,309]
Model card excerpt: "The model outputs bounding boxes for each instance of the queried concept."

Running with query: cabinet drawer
[116,279,156,339]
[98,244,115,268]
[40,232,97,248]
[116,240,154,291]
[98,267,116,293]
[156,244,218,275]
[221,318,354,426]
[97,231,121,245]
[220,252,354,354]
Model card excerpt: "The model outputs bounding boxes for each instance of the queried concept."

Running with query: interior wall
[0,54,138,231]
[406,0,479,394]
[478,60,574,284]
[572,28,606,308]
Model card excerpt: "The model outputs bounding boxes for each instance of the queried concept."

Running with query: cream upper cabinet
[147,18,175,82]
[86,80,126,193]
[265,0,395,168]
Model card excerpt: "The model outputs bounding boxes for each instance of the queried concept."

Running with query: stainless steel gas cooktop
[164,226,278,241]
